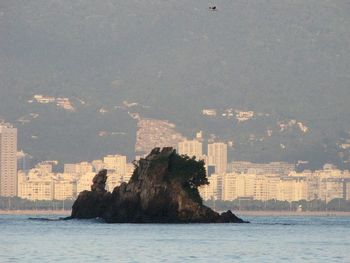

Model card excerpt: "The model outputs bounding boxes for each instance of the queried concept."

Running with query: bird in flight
[209,6,217,11]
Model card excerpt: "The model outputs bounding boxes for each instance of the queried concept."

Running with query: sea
[0,214,349,263]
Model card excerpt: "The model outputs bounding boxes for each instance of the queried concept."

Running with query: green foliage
[168,153,208,204]
[169,154,208,188]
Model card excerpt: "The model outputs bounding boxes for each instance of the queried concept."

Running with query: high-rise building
[18,170,76,201]
[64,162,93,175]
[91,160,104,172]
[106,171,123,192]
[178,140,203,159]
[0,123,17,197]
[199,174,223,200]
[227,161,295,175]
[318,178,344,203]
[77,172,95,194]
[17,170,53,201]
[53,173,76,200]
[222,173,237,201]
[235,173,256,199]
[277,176,308,202]
[103,155,127,175]
[208,142,227,174]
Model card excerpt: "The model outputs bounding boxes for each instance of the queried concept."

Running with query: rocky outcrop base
[71,148,248,223]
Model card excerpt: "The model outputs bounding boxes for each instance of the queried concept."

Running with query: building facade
[178,140,203,159]
[0,123,17,196]
[208,142,227,174]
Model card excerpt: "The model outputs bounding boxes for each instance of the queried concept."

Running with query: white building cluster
[199,165,350,202]
[176,136,350,203]
[31,95,75,111]
[177,138,228,175]
[1,123,349,205]
[17,155,134,201]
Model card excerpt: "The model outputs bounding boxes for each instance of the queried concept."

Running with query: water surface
[0,215,349,262]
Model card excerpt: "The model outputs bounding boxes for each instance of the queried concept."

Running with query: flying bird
[209,6,217,11]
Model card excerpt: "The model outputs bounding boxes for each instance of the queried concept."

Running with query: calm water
[0,214,349,262]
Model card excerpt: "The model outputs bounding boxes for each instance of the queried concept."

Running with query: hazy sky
[1,0,350,166]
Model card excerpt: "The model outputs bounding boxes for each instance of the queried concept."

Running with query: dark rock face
[71,147,247,223]
[91,169,108,193]
[71,170,112,219]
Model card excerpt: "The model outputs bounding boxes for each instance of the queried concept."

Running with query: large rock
[71,147,247,223]
[71,170,112,219]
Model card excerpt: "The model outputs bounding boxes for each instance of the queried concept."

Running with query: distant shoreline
[0,210,71,215]
[235,210,350,217]
[1,210,350,217]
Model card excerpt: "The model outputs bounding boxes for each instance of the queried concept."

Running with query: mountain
[1,0,350,169]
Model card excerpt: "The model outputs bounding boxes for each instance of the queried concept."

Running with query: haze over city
[1,0,350,169]
[1,0,350,206]
[1,1,350,262]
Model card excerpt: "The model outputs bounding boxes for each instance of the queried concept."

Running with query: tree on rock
[169,153,208,204]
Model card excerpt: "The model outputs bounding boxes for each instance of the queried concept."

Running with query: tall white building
[0,123,17,197]
[103,155,127,175]
[199,174,223,200]
[208,142,227,174]
[77,172,95,194]
[178,140,203,159]
[64,162,93,175]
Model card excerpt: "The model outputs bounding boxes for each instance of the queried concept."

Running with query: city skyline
[2,123,349,205]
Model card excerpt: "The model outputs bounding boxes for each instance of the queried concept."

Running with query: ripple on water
[0,215,349,263]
